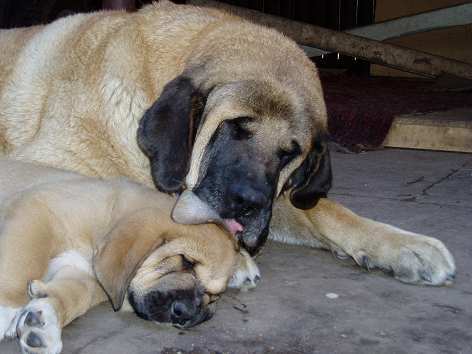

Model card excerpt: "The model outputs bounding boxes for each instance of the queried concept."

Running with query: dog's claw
[419,270,432,283]
[360,255,372,271]
[333,249,349,260]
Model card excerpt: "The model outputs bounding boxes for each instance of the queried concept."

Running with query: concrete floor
[2,148,472,354]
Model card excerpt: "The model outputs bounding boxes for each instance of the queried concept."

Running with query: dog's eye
[277,140,301,168]
[228,117,254,140]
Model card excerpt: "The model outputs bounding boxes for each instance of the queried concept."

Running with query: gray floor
[2,148,472,354]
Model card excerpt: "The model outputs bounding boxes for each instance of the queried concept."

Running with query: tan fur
[0,1,324,188]
[0,159,239,334]
[0,1,455,287]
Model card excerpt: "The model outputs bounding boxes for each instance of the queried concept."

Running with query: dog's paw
[16,299,62,354]
[228,249,261,290]
[353,229,456,286]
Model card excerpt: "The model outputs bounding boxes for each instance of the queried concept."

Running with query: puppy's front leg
[270,196,456,286]
[0,194,62,342]
[16,252,107,354]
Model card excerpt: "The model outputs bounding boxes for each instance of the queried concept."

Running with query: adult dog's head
[137,18,331,255]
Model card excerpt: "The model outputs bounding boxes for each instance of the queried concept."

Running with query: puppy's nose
[228,184,268,214]
[170,301,196,324]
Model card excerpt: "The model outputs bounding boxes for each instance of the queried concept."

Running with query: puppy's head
[127,255,212,328]
[93,209,238,328]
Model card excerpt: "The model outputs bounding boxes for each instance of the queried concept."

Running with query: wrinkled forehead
[249,114,313,149]
[185,80,315,189]
[153,272,198,292]
[215,79,312,130]
[133,254,198,291]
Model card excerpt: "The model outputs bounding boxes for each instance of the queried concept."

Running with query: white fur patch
[228,250,261,290]
[119,296,133,313]
[17,298,62,354]
[44,250,93,282]
[0,306,20,340]
[101,76,148,122]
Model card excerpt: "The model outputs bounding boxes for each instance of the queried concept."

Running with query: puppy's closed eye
[181,256,194,270]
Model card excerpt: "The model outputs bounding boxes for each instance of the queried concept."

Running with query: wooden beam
[351,2,472,41]
[304,2,472,57]
[188,0,472,80]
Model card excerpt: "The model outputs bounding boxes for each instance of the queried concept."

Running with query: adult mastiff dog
[0,1,455,285]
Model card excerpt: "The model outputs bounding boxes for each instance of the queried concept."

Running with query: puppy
[0,159,259,354]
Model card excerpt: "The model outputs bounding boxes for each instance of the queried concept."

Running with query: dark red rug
[321,73,472,150]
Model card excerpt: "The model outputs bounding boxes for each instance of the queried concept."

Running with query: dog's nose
[170,300,196,324]
[228,184,268,214]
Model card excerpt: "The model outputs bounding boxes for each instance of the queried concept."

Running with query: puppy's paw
[16,299,62,354]
[228,249,261,290]
[353,230,456,286]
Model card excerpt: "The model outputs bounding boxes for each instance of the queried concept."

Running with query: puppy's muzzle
[169,299,213,328]
[128,289,212,329]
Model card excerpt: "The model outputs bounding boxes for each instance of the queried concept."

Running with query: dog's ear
[93,209,167,311]
[137,75,206,193]
[286,137,332,210]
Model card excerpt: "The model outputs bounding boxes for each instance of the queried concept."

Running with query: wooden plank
[383,109,472,153]
[189,0,472,80]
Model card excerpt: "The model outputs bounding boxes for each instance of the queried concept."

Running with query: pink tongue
[223,219,244,236]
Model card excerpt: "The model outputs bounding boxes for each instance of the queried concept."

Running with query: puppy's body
[0,1,455,287]
[0,160,170,281]
[0,160,253,353]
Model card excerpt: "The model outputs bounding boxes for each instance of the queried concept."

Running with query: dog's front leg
[15,252,107,354]
[270,196,456,286]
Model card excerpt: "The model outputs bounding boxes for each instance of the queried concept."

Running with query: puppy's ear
[93,210,167,311]
[286,137,332,210]
[137,75,206,193]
